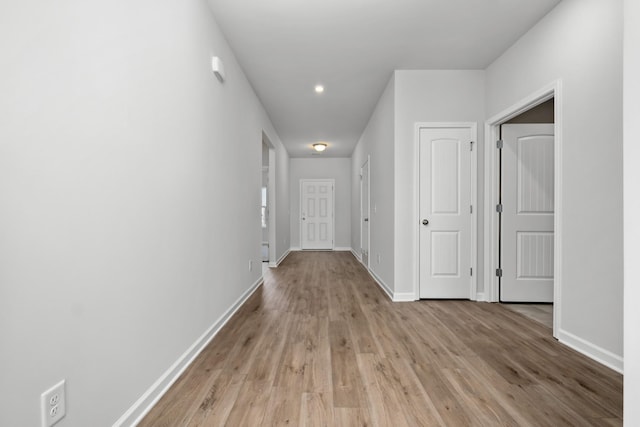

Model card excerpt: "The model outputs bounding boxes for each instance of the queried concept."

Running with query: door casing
[414,122,478,301]
[483,80,562,338]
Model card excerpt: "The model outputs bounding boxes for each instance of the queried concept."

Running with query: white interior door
[501,124,554,302]
[301,180,334,250]
[419,126,473,299]
[361,159,370,267]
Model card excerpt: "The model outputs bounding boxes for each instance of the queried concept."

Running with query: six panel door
[301,180,334,250]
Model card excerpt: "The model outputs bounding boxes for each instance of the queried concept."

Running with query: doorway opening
[500,99,554,330]
[262,132,276,267]
[484,82,562,337]
[261,141,269,263]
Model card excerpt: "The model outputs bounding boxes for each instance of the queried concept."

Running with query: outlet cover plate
[41,380,66,427]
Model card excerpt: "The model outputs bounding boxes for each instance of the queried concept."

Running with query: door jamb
[299,178,336,250]
[483,80,562,338]
[414,122,478,301]
[360,156,371,268]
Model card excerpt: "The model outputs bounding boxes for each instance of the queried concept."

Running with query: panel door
[361,160,370,267]
[419,127,473,299]
[301,180,334,250]
[501,124,554,302]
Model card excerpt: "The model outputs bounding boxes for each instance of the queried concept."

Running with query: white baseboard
[270,249,290,268]
[557,328,623,374]
[290,247,353,252]
[350,248,362,261]
[475,292,486,302]
[114,277,264,426]
[368,269,394,301]
[392,292,416,302]
[357,259,415,302]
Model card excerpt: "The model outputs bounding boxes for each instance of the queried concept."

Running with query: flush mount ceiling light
[314,85,324,93]
[313,143,327,152]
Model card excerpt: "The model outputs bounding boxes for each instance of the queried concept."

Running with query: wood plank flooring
[139,251,622,426]
[502,303,553,329]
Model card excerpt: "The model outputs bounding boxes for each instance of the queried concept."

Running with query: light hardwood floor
[502,303,554,329]
[139,251,622,426]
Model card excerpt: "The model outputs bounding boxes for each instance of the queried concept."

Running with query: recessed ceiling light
[313,143,327,152]
[314,85,324,93]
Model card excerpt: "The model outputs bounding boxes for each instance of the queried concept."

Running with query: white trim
[414,122,478,301]
[392,292,416,302]
[483,80,562,339]
[289,246,301,251]
[114,277,264,427]
[299,179,336,250]
[270,249,290,268]
[368,268,415,302]
[475,292,487,302]
[334,247,352,251]
[368,268,394,301]
[558,329,623,374]
[350,248,362,261]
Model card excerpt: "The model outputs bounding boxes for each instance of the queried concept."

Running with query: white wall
[394,70,485,296]
[624,0,640,423]
[485,0,623,365]
[290,158,351,249]
[0,0,289,425]
[351,77,396,291]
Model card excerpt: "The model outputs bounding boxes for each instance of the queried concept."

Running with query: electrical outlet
[41,380,66,427]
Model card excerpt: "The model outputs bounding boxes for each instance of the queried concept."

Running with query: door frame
[299,178,335,250]
[483,80,562,338]
[360,156,370,267]
[414,122,478,301]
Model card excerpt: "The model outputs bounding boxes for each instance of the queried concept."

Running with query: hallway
[140,251,622,426]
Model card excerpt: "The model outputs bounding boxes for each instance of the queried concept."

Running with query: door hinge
[470,205,473,214]
[470,141,474,151]
[496,203,503,213]
[497,139,504,149]
[470,267,473,276]
[496,268,503,277]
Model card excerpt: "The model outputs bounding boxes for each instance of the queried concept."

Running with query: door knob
[422,219,429,226]
[364,218,369,222]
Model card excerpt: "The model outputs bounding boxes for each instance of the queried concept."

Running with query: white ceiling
[208,0,561,158]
